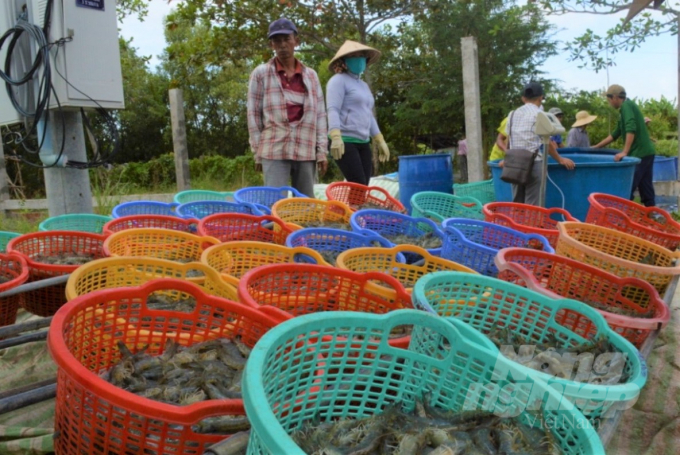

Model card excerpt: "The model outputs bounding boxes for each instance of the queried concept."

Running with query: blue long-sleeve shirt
[326,72,380,141]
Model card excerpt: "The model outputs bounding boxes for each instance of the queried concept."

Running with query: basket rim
[112,201,179,218]
[0,252,29,292]
[176,200,264,219]
[271,198,353,217]
[325,181,405,211]
[173,189,234,204]
[103,214,199,233]
[286,227,388,246]
[103,228,221,257]
[443,218,555,254]
[7,231,107,271]
[350,209,446,253]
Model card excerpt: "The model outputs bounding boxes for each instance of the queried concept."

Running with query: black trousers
[630,155,655,207]
[334,142,373,185]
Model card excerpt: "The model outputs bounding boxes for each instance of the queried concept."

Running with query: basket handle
[291,246,330,265]
[389,244,431,259]
[280,186,306,198]
[362,271,410,298]
[258,305,295,323]
[554,297,609,334]
[545,206,577,222]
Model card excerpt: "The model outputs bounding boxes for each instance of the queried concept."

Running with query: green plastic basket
[243,310,605,454]
[38,214,113,234]
[410,191,485,222]
[412,272,647,426]
[453,179,496,205]
[0,231,20,253]
[173,190,234,204]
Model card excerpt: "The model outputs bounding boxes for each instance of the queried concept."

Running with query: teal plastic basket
[38,214,113,234]
[173,190,235,204]
[0,231,20,253]
[412,272,647,426]
[410,191,484,222]
[453,179,496,205]
[243,310,604,454]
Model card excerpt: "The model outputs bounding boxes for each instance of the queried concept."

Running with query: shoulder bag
[500,111,538,185]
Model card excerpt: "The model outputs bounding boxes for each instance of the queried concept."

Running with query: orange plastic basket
[556,221,680,300]
[103,228,220,262]
[48,279,290,455]
[103,215,199,236]
[483,202,577,247]
[325,181,406,213]
[197,213,295,245]
[335,244,477,292]
[271,198,353,229]
[7,232,107,316]
[200,241,329,287]
[496,247,669,348]
[0,253,29,327]
[586,193,680,250]
[65,256,238,301]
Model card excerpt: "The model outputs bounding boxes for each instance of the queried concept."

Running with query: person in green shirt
[593,84,656,207]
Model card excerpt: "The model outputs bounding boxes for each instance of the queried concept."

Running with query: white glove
[329,129,344,160]
[373,133,390,163]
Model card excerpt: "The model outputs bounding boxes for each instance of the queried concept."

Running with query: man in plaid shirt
[247,18,328,197]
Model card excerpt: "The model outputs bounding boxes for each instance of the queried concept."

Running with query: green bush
[655,139,679,158]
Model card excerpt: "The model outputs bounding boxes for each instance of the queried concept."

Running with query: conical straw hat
[572,110,598,128]
[328,40,381,71]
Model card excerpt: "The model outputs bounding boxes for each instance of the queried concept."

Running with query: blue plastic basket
[285,227,395,265]
[0,231,20,253]
[111,201,179,219]
[234,186,305,214]
[173,190,235,204]
[176,200,264,220]
[38,214,113,234]
[350,209,446,258]
[441,218,554,276]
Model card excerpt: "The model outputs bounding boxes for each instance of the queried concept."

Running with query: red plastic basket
[0,253,29,327]
[197,213,295,245]
[48,279,291,455]
[103,215,199,236]
[325,181,405,213]
[7,232,106,316]
[483,202,577,247]
[496,247,669,348]
[586,193,680,250]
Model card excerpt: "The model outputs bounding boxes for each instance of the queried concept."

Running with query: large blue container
[398,154,453,213]
[653,156,678,182]
[557,147,618,155]
[488,154,640,221]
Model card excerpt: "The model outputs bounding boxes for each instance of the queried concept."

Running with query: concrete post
[169,89,191,191]
[461,36,484,183]
[43,111,93,216]
[0,140,9,216]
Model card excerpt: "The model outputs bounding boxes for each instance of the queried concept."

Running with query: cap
[548,107,563,116]
[328,40,381,71]
[606,84,626,98]
[572,110,598,128]
[268,18,298,39]
[523,82,544,98]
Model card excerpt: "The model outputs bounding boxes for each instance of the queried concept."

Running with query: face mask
[345,57,367,75]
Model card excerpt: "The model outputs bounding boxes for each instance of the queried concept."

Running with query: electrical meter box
[0,0,125,126]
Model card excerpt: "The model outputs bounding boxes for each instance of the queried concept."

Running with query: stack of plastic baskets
[234,186,305,214]
[483,202,577,248]
[242,310,606,454]
[103,228,220,263]
[103,215,199,235]
[173,190,234,204]
[0,231,20,253]
[198,213,295,245]
[325,181,405,213]
[412,271,646,426]
[0,253,28,327]
[586,193,680,250]
[441,218,554,276]
[286,228,392,265]
[410,191,484,222]
[556,221,680,303]
[65,256,238,301]
[38,214,113,234]
[48,280,290,455]
[112,201,179,218]
[495,247,669,348]
[336,244,476,292]
[7,232,107,316]
[272,198,353,229]
[176,200,263,220]
[453,178,496,205]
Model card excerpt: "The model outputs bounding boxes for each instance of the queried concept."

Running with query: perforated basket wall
[271,198,352,229]
[234,186,305,214]
[0,253,29,327]
[441,218,554,277]
[285,228,391,265]
[412,271,647,425]
[242,310,605,455]
[65,256,238,301]
[38,214,113,234]
[173,190,234,204]
[453,179,496,205]
[325,181,405,213]
[112,201,179,218]
[410,191,484,222]
[7,232,107,316]
[198,214,294,245]
[0,231,20,253]
[176,201,264,220]
[48,280,290,455]
[483,202,577,248]
[586,193,680,250]
[103,215,199,236]
[103,228,220,263]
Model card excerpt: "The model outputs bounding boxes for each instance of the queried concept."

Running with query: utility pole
[169,89,191,192]
[0,140,9,217]
[461,37,484,183]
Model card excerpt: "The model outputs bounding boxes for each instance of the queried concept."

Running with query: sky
[118,1,678,101]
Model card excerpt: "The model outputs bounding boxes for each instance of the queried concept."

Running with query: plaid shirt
[247,59,328,163]
[505,103,543,159]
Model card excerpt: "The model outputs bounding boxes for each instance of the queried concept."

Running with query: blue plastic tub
[653,156,678,182]
[488,154,640,220]
[398,154,453,213]
[557,147,618,155]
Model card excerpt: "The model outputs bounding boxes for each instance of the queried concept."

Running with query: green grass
[0,211,46,234]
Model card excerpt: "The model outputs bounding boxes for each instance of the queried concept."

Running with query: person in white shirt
[504,82,575,205]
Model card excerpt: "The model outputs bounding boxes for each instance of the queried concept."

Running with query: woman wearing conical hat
[567,110,598,148]
[326,40,390,185]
